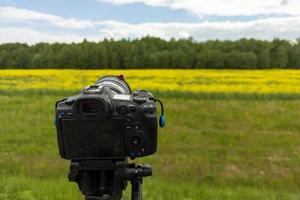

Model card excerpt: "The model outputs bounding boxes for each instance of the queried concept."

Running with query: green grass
[1,90,300,199]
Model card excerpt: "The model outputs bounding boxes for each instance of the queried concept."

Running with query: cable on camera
[149,97,165,128]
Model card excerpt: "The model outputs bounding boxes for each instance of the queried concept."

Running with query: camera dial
[128,134,143,148]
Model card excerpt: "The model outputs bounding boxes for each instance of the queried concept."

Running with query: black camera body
[55,76,159,160]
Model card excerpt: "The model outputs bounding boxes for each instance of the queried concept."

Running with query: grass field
[1,69,300,199]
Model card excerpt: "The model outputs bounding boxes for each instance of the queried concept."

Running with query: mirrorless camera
[55,75,165,160]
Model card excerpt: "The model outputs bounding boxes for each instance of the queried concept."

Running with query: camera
[55,75,165,200]
[55,75,165,160]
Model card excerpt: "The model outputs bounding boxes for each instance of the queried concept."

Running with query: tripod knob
[141,164,152,177]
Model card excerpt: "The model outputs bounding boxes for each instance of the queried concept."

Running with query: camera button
[126,124,132,130]
[118,106,127,114]
[126,117,132,123]
[129,152,136,158]
[148,104,155,113]
[129,135,143,147]
[143,105,149,113]
[128,105,136,112]
[134,124,141,130]
[133,96,147,104]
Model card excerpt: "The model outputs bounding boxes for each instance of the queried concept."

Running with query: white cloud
[0,6,300,44]
[98,0,300,17]
[1,16,300,44]
[0,27,99,44]
[0,6,94,29]
[96,16,300,41]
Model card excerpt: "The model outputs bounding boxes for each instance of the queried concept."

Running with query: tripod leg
[131,178,142,200]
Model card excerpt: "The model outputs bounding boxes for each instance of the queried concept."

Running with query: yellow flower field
[1,69,300,94]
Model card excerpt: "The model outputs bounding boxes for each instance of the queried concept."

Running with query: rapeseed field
[1,69,300,199]
[1,69,300,94]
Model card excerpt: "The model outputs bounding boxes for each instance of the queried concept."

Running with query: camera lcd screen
[61,118,124,159]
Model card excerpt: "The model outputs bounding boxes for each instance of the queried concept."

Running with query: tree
[257,48,270,69]
[0,37,296,69]
[270,39,289,68]
[195,49,225,69]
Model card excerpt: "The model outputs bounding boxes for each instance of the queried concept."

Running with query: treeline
[1,37,300,69]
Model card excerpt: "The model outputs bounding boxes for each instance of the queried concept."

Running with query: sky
[0,0,300,44]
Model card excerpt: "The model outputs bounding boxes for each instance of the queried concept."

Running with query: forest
[0,37,300,69]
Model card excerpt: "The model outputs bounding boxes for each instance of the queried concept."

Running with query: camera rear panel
[55,90,159,160]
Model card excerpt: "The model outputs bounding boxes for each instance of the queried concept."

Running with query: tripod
[68,159,152,200]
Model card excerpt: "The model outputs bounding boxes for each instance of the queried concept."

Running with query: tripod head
[68,159,152,200]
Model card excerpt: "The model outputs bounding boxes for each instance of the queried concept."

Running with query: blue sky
[0,0,299,43]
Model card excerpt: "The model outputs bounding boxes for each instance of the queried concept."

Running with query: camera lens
[95,76,131,95]
[128,134,143,148]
